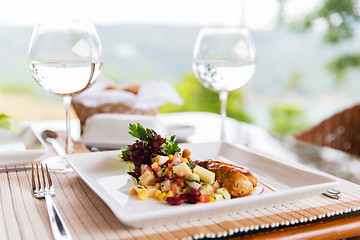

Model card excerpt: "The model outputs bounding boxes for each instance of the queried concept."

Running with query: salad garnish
[119,123,256,205]
[120,123,180,180]
[0,114,18,133]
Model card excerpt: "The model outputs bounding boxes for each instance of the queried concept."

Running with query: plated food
[66,138,338,227]
[119,123,258,205]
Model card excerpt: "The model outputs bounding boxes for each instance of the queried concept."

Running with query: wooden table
[231,212,360,239]
[2,112,360,240]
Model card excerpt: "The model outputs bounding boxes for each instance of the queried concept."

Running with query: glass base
[41,155,73,173]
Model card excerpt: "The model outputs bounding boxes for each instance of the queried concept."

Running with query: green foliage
[270,105,309,136]
[0,82,36,95]
[164,135,181,155]
[328,54,360,81]
[285,0,360,81]
[290,0,359,43]
[128,123,154,143]
[319,0,357,43]
[126,123,180,155]
[160,73,252,123]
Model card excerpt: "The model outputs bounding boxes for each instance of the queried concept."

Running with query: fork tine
[45,164,52,189]
[31,164,36,193]
[36,164,41,191]
[41,164,46,189]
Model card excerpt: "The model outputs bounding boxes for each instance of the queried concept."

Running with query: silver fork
[32,164,72,240]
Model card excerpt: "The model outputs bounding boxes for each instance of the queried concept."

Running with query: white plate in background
[80,114,195,149]
[0,124,47,167]
[66,141,338,228]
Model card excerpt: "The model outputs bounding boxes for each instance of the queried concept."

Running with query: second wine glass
[193,27,256,141]
[28,21,102,171]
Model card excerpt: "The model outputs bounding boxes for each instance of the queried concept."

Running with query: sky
[0,0,320,30]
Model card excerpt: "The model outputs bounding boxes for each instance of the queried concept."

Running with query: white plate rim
[66,141,338,228]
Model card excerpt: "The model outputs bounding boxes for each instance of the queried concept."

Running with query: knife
[0,166,31,173]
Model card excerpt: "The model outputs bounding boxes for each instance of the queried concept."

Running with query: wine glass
[28,21,102,171]
[192,27,256,141]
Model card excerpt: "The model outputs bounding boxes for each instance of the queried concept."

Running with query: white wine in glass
[28,22,102,171]
[193,28,256,141]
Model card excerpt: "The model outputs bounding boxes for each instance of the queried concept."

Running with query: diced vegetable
[185,173,201,182]
[157,192,166,200]
[129,187,137,195]
[182,149,191,159]
[140,164,151,175]
[156,169,163,178]
[170,181,180,194]
[216,188,231,200]
[165,191,174,198]
[172,162,192,177]
[212,193,224,201]
[212,180,221,190]
[173,152,180,162]
[200,184,214,195]
[166,170,174,180]
[146,186,158,197]
[139,170,156,186]
[175,176,185,186]
[152,165,161,173]
[154,189,162,199]
[163,167,170,176]
[193,165,215,184]
[185,181,201,190]
[198,194,209,203]
[134,185,149,201]
[160,179,171,192]
[152,155,169,165]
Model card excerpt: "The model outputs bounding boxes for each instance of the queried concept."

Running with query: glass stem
[219,91,228,142]
[63,96,73,155]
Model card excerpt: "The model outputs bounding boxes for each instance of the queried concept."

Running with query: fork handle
[44,194,73,240]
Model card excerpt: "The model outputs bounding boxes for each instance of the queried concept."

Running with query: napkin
[73,76,183,111]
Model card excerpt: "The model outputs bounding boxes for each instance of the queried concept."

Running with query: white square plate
[66,142,338,228]
[0,124,47,167]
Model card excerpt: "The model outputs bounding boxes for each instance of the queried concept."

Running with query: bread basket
[72,78,183,130]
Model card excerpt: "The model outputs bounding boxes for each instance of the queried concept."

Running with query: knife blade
[0,167,31,173]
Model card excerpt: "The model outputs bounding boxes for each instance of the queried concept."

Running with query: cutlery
[323,189,341,200]
[41,130,73,172]
[41,130,65,156]
[32,163,72,240]
[0,166,31,173]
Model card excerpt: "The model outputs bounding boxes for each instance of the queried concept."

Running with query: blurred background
[1,0,360,136]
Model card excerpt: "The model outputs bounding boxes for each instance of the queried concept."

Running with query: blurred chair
[295,104,360,156]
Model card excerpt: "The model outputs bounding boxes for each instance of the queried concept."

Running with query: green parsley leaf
[128,123,154,142]
[184,177,199,182]
[186,162,196,169]
[163,135,180,155]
